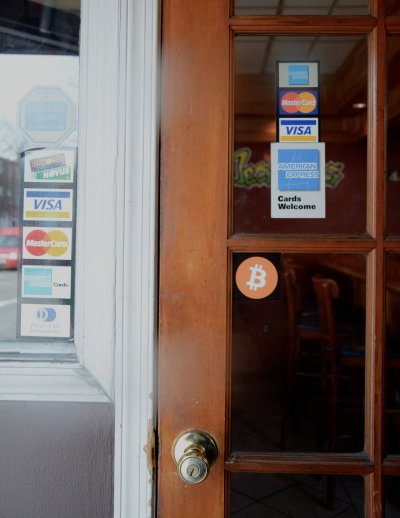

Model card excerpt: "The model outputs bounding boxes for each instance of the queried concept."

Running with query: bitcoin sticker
[235,256,278,300]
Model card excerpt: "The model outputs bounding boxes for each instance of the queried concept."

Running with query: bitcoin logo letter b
[246,264,267,291]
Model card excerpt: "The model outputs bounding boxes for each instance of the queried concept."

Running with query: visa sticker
[278,118,319,142]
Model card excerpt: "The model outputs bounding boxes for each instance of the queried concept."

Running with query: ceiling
[235,35,362,76]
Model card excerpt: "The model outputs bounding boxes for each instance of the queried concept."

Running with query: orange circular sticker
[235,257,278,300]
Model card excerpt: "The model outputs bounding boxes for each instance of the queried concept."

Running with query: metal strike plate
[174,431,218,484]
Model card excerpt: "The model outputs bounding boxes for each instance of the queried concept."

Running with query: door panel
[159,1,229,516]
[160,2,400,516]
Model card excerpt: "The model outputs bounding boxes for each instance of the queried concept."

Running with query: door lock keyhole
[173,431,218,485]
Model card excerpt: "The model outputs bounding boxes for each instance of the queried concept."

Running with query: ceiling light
[352,102,366,109]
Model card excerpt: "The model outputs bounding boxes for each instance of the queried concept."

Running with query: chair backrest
[312,276,340,354]
[283,266,297,344]
[282,259,308,312]
[283,261,313,340]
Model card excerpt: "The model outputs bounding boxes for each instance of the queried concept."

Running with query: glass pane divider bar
[227,236,377,253]
[229,16,377,34]
[385,16,400,32]
[365,14,386,516]
[225,453,373,475]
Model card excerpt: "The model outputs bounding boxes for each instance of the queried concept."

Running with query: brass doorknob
[173,430,218,484]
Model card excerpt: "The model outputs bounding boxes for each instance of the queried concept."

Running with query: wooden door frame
[159,1,400,516]
[159,1,229,515]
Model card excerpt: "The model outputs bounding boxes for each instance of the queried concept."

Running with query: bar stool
[312,276,365,451]
[280,261,322,449]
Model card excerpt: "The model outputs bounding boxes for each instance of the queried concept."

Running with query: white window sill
[0,363,111,402]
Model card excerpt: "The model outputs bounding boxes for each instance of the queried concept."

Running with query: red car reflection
[0,227,19,269]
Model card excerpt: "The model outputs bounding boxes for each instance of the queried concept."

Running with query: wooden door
[159,1,400,516]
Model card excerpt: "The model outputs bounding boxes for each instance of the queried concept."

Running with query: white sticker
[18,86,76,146]
[278,118,319,143]
[271,142,325,219]
[22,265,72,299]
[22,226,72,261]
[20,303,71,338]
[24,148,75,183]
[23,188,73,221]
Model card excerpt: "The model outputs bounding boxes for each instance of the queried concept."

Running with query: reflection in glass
[388,0,400,15]
[0,2,79,341]
[386,37,400,236]
[385,253,400,454]
[233,35,367,234]
[386,477,400,516]
[230,473,364,516]
[235,0,369,16]
[231,253,366,454]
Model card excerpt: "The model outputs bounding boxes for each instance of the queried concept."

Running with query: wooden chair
[312,275,400,506]
[280,261,322,449]
[281,262,356,449]
[311,275,367,510]
[312,276,365,450]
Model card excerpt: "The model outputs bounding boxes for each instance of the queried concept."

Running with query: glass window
[386,36,400,236]
[0,2,79,344]
[231,253,366,454]
[234,0,369,16]
[385,253,400,455]
[388,1,400,15]
[385,477,400,516]
[233,35,367,235]
[231,473,364,516]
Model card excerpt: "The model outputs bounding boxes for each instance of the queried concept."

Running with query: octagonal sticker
[18,86,76,145]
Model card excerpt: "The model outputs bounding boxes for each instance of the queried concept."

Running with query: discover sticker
[24,148,75,183]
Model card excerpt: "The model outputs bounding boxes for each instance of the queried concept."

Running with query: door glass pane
[385,477,400,516]
[233,35,367,235]
[235,0,369,16]
[230,473,364,517]
[385,253,400,454]
[388,1,400,15]
[231,253,366,453]
[386,36,400,236]
[0,2,79,342]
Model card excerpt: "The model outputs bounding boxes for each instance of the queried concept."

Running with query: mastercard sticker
[278,89,319,116]
[22,226,73,261]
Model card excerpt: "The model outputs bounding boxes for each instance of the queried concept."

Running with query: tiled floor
[229,374,400,517]
[230,473,364,517]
